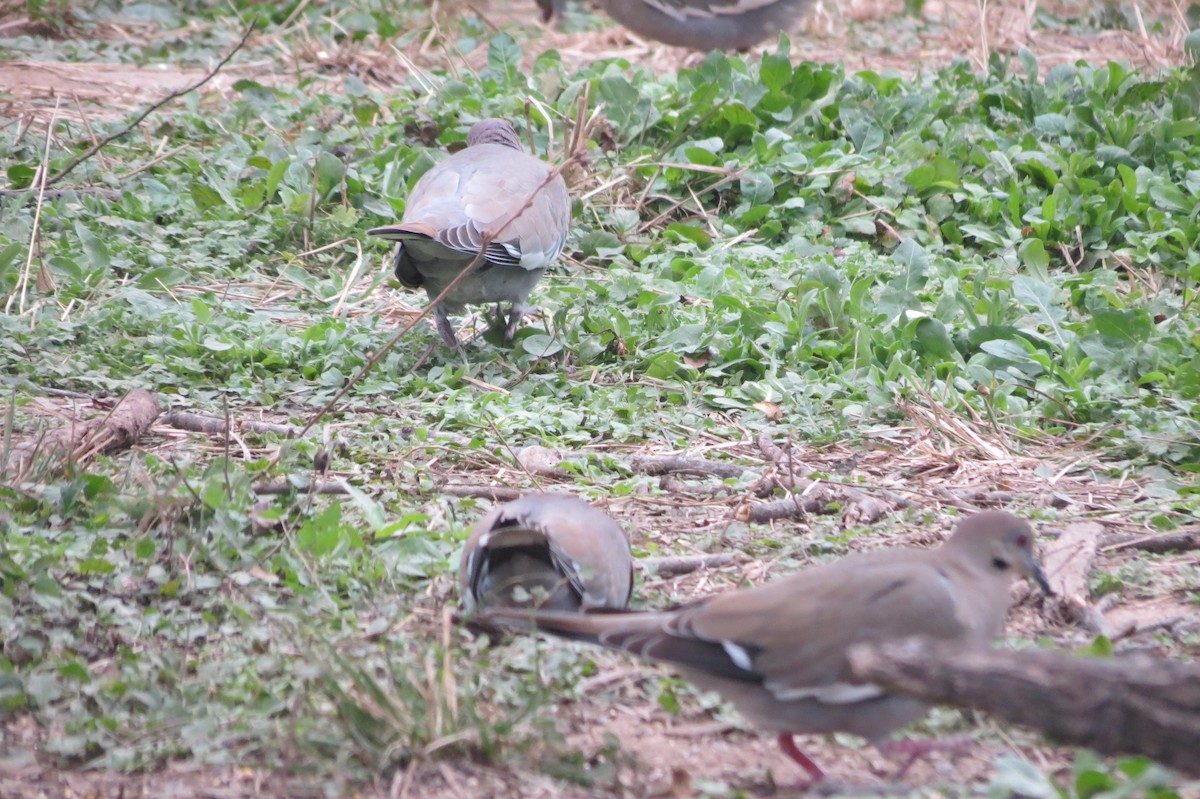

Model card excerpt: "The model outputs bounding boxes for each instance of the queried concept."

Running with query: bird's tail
[471,606,663,647]
[366,222,438,241]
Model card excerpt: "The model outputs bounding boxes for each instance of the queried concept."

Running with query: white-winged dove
[460,493,634,613]
[477,511,1050,780]
[537,0,814,51]
[368,119,571,347]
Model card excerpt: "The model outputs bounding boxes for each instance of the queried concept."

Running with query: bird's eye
[991,557,1010,571]
[1015,534,1028,547]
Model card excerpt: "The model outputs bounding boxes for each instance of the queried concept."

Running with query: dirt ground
[1,0,1190,127]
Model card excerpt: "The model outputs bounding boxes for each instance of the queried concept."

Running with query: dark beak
[1030,560,1053,596]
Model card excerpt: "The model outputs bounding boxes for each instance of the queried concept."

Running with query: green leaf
[297,502,348,556]
[905,156,960,192]
[486,33,521,83]
[519,333,563,358]
[336,479,388,533]
[1013,275,1068,347]
[265,158,289,202]
[0,242,25,279]
[202,336,234,352]
[664,223,711,248]
[645,352,681,380]
[7,164,37,186]
[914,317,957,360]
[1019,239,1049,274]
[759,52,791,91]
[190,182,224,212]
[1077,635,1113,657]
[1094,309,1153,345]
[76,224,111,272]
[315,151,346,195]
[76,557,115,574]
[990,756,1059,799]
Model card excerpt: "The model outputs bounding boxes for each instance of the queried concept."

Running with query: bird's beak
[1028,556,1053,595]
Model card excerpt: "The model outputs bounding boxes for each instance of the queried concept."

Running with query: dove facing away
[476,510,1050,780]
[461,493,634,614]
[368,119,570,347]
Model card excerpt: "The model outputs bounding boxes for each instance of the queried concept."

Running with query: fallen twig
[756,430,786,463]
[7,98,57,315]
[23,383,99,401]
[252,479,348,496]
[439,485,524,501]
[1111,614,1188,643]
[658,474,734,497]
[932,486,1018,510]
[163,410,299,438]
[639,553,743,577]
[1100,531,1200,554]
[630,454,753,480]
[740,484,834,523]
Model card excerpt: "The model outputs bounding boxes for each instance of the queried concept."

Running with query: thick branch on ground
[5,388,160,478]
[630,454,753,480]
[439,485,524,501]
[740,481,906,524]
[741,483,837,522]
[755,431,817,475]
[639,553,744,577]
[847,640,1200,777]
[932,487,1019,510]
[163,410,299,438]
[1101,531,1200,554]
[252,479,348,496]
[658,474,736,497]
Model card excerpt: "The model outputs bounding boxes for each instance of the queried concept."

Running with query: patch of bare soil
[230,0,1186,117]
[0,59,282,125]
[556,698,1065,797]
[2,0,1188,133]
[461,0,1188,87]
[0,762,334,799]
[0,760,632,799]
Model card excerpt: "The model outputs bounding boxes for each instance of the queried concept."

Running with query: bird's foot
[878,734,973,779]
[434,306,460,348]
[503,303,527,344]
[777,733,826,783]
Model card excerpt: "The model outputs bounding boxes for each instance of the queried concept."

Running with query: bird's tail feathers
[473,607,665,647]
[366,222,438,241]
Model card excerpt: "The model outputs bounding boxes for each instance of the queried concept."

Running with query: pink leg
[777,733,825,782]
[878,735,972,778]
